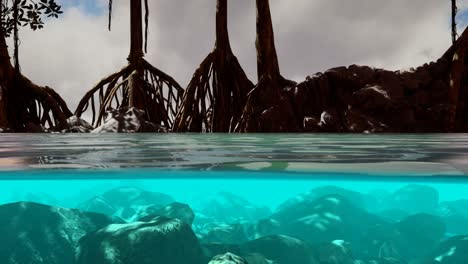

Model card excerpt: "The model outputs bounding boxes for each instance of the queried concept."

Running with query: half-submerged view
[0,0,468,264]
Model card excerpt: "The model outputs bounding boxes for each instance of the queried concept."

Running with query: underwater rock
[389,185,439,214]
[12,192,60,207]
[202,244,243,260]
[245,218,282,240]
[272,194,385,245]
[358,223,402,261]
[277,186,365,211]
[76,216,205,264]
[195,191,271,224]
[200,223,248,244]
[91,107,168,133]
[422,235,468,264]
[137,202,195,225]
[373,209,410,222]
[65,116,94,133]
[436,199,468,234]
[208,252,248,264]
[395,213,446,260]
[378,258,408,264]
[243,253,274,264]
[0,202,112,264]
[241,235,317,264]
[77,187,174,222]
[364,189,392,213]
[317,240,355,264]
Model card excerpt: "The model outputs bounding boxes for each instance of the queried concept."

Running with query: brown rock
[352,85,392,111]
[303,116,321,132]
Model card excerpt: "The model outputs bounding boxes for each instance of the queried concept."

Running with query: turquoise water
[1,134,468,264]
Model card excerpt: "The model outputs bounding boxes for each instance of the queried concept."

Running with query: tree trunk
[215,0,231,53]
[128,0,144,64]
[256,0,280,80]
[173,0,253,132]
[211,0,231,132]
[0,0,13,128]
[452,0,457,44]
[234,0,298,132]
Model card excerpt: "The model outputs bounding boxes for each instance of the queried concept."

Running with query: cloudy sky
[7,0,468,111]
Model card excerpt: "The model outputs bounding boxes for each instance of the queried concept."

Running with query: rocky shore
[238,28,468,133]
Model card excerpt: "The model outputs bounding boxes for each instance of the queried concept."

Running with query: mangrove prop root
[74,59,183,128]
[173,51,253,132]
[7,74,72,131]
[173,0,253,133]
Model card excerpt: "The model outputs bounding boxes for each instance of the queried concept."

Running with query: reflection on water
[0,134,467,175]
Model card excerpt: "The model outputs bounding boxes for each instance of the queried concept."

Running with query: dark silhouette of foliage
[75,0,183,130]
[173,0,253,132]
[1,0,62,36]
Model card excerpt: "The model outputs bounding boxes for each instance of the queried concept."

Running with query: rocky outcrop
[76,216,205,264]
[243,27,468,133]
[271,194,386,246]
[194,191,271,224]
[200,223,248,244]
[395,213,446,260]
[208,252,248,264]
[241,235,317,264]
[0,202,112,264]
[65,116,94,133]
[317,240,355,264]
[137,202,195,226]
[92,107,168,133]
[436,199,468,234]
[277,186,365,211]
[388,185,439,214]
[77,187,174,222]
[422,235,468,264]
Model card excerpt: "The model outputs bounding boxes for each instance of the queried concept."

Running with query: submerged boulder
[195,191,271,224]
[395,213,446,260]
[202,244,243,261]
[76,216,205,264]
[272,194,385,245]
[241,235,317,264]
[200,223,248,244]
[388,185,439,214]
[422,235,468,264]
[317,240,355,264]
[245,218,282,240]
[208,252,248,264]
[243,253,273,264]
[436,199,468,234]
[137,202,195,226]
[277,186,365,211]
[77,187,174,222]
[0,202,112,264]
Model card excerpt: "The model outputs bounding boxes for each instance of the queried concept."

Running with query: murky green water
[1,134,467,264]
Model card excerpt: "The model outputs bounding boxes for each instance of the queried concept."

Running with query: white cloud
[5,0,467,117]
